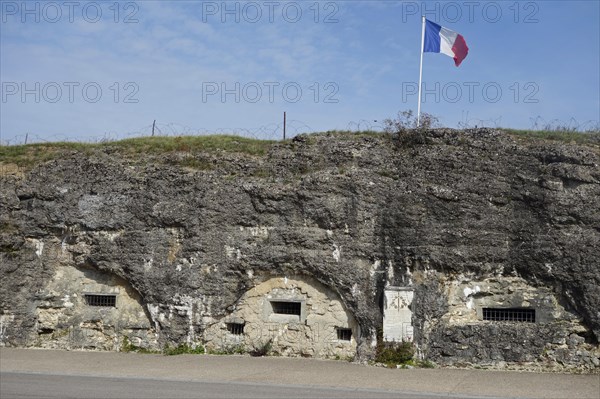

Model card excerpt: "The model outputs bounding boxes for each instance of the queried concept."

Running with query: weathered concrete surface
[1,348,599,399]
[1,129,599,370]
[203,276,358,358]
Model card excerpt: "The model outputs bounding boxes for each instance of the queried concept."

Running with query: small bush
[249,340,272,357]
[375,340,415,367]
[334,354,355,362]
[383,110,439,133]
[374,328,415,367]
[416,359,435,368]
[383,110,439,148]
[163,343,205,355]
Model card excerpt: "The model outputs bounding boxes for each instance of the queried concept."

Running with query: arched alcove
[34,263,158,351]
[204,275,359,359]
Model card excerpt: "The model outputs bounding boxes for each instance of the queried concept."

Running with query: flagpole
[417,15,425,127]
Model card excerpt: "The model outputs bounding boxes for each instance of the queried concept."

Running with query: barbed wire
[346,120,384,132]
[528,116,600,133]
[456,113,600,132]
[2,116,598,146]
[0,119,315,146]
[457,112,503,129]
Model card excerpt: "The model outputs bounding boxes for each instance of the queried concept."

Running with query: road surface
[1,348,598,399]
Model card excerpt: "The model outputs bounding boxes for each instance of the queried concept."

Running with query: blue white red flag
[423,19,469,67]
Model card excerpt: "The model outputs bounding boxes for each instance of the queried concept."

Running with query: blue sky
[1,0,599,143]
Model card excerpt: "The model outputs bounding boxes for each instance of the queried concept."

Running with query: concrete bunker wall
[204,276,358,359]
[443,276,571,325]
[34,263,157,351]
[410,274,600,368]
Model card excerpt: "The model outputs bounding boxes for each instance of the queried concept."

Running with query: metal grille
[271,301,301,316]
[84,294,116,307]
[226,323,245,335]
[336,328,352,341]
[483,308,535,323]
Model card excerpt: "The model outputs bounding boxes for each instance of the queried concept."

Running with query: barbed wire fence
[456,111,504,129]
[527,116,600,133]
[456,112,600,132]
[0,119,316,146]
[346,119,385,132]
[1,115,598,146]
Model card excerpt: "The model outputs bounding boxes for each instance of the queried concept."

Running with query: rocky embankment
[1,129,599,371]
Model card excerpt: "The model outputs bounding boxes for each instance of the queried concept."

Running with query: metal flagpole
[417,16,426,127]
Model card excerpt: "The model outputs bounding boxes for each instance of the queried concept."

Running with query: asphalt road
[1,372,475,399]
[1,348,599,399]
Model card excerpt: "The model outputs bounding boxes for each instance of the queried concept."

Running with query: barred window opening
[336,328,352,341]
[84,294,116,307]
[271,301,301,316]
[483,308,535,323]
[226,323,245,335]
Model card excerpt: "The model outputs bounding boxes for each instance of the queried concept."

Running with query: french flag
[423,19,469,67]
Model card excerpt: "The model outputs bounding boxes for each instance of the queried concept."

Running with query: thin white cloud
[1,0,598,142]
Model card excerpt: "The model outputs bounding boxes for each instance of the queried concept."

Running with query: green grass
[322,130,387,138]
[176,157,214,170]
[502,128,600,145]
[375,339,415,368]
[121,337,205,355]
[0,135,276,169]
[0,141,95,168]
[105,135,275,156]
[163,343,205,355]
[416,359,436,368]
[302,130,388,144]
[3,129,598,171]
[318,128,599,147]
[207,344,246,355]
[120,337,161,354]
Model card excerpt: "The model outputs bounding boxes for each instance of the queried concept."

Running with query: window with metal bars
[84,294,116,307]
[482,308,535,323]
[336,328,352,341]
[226,323,245,335]
[271,301,301,316]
